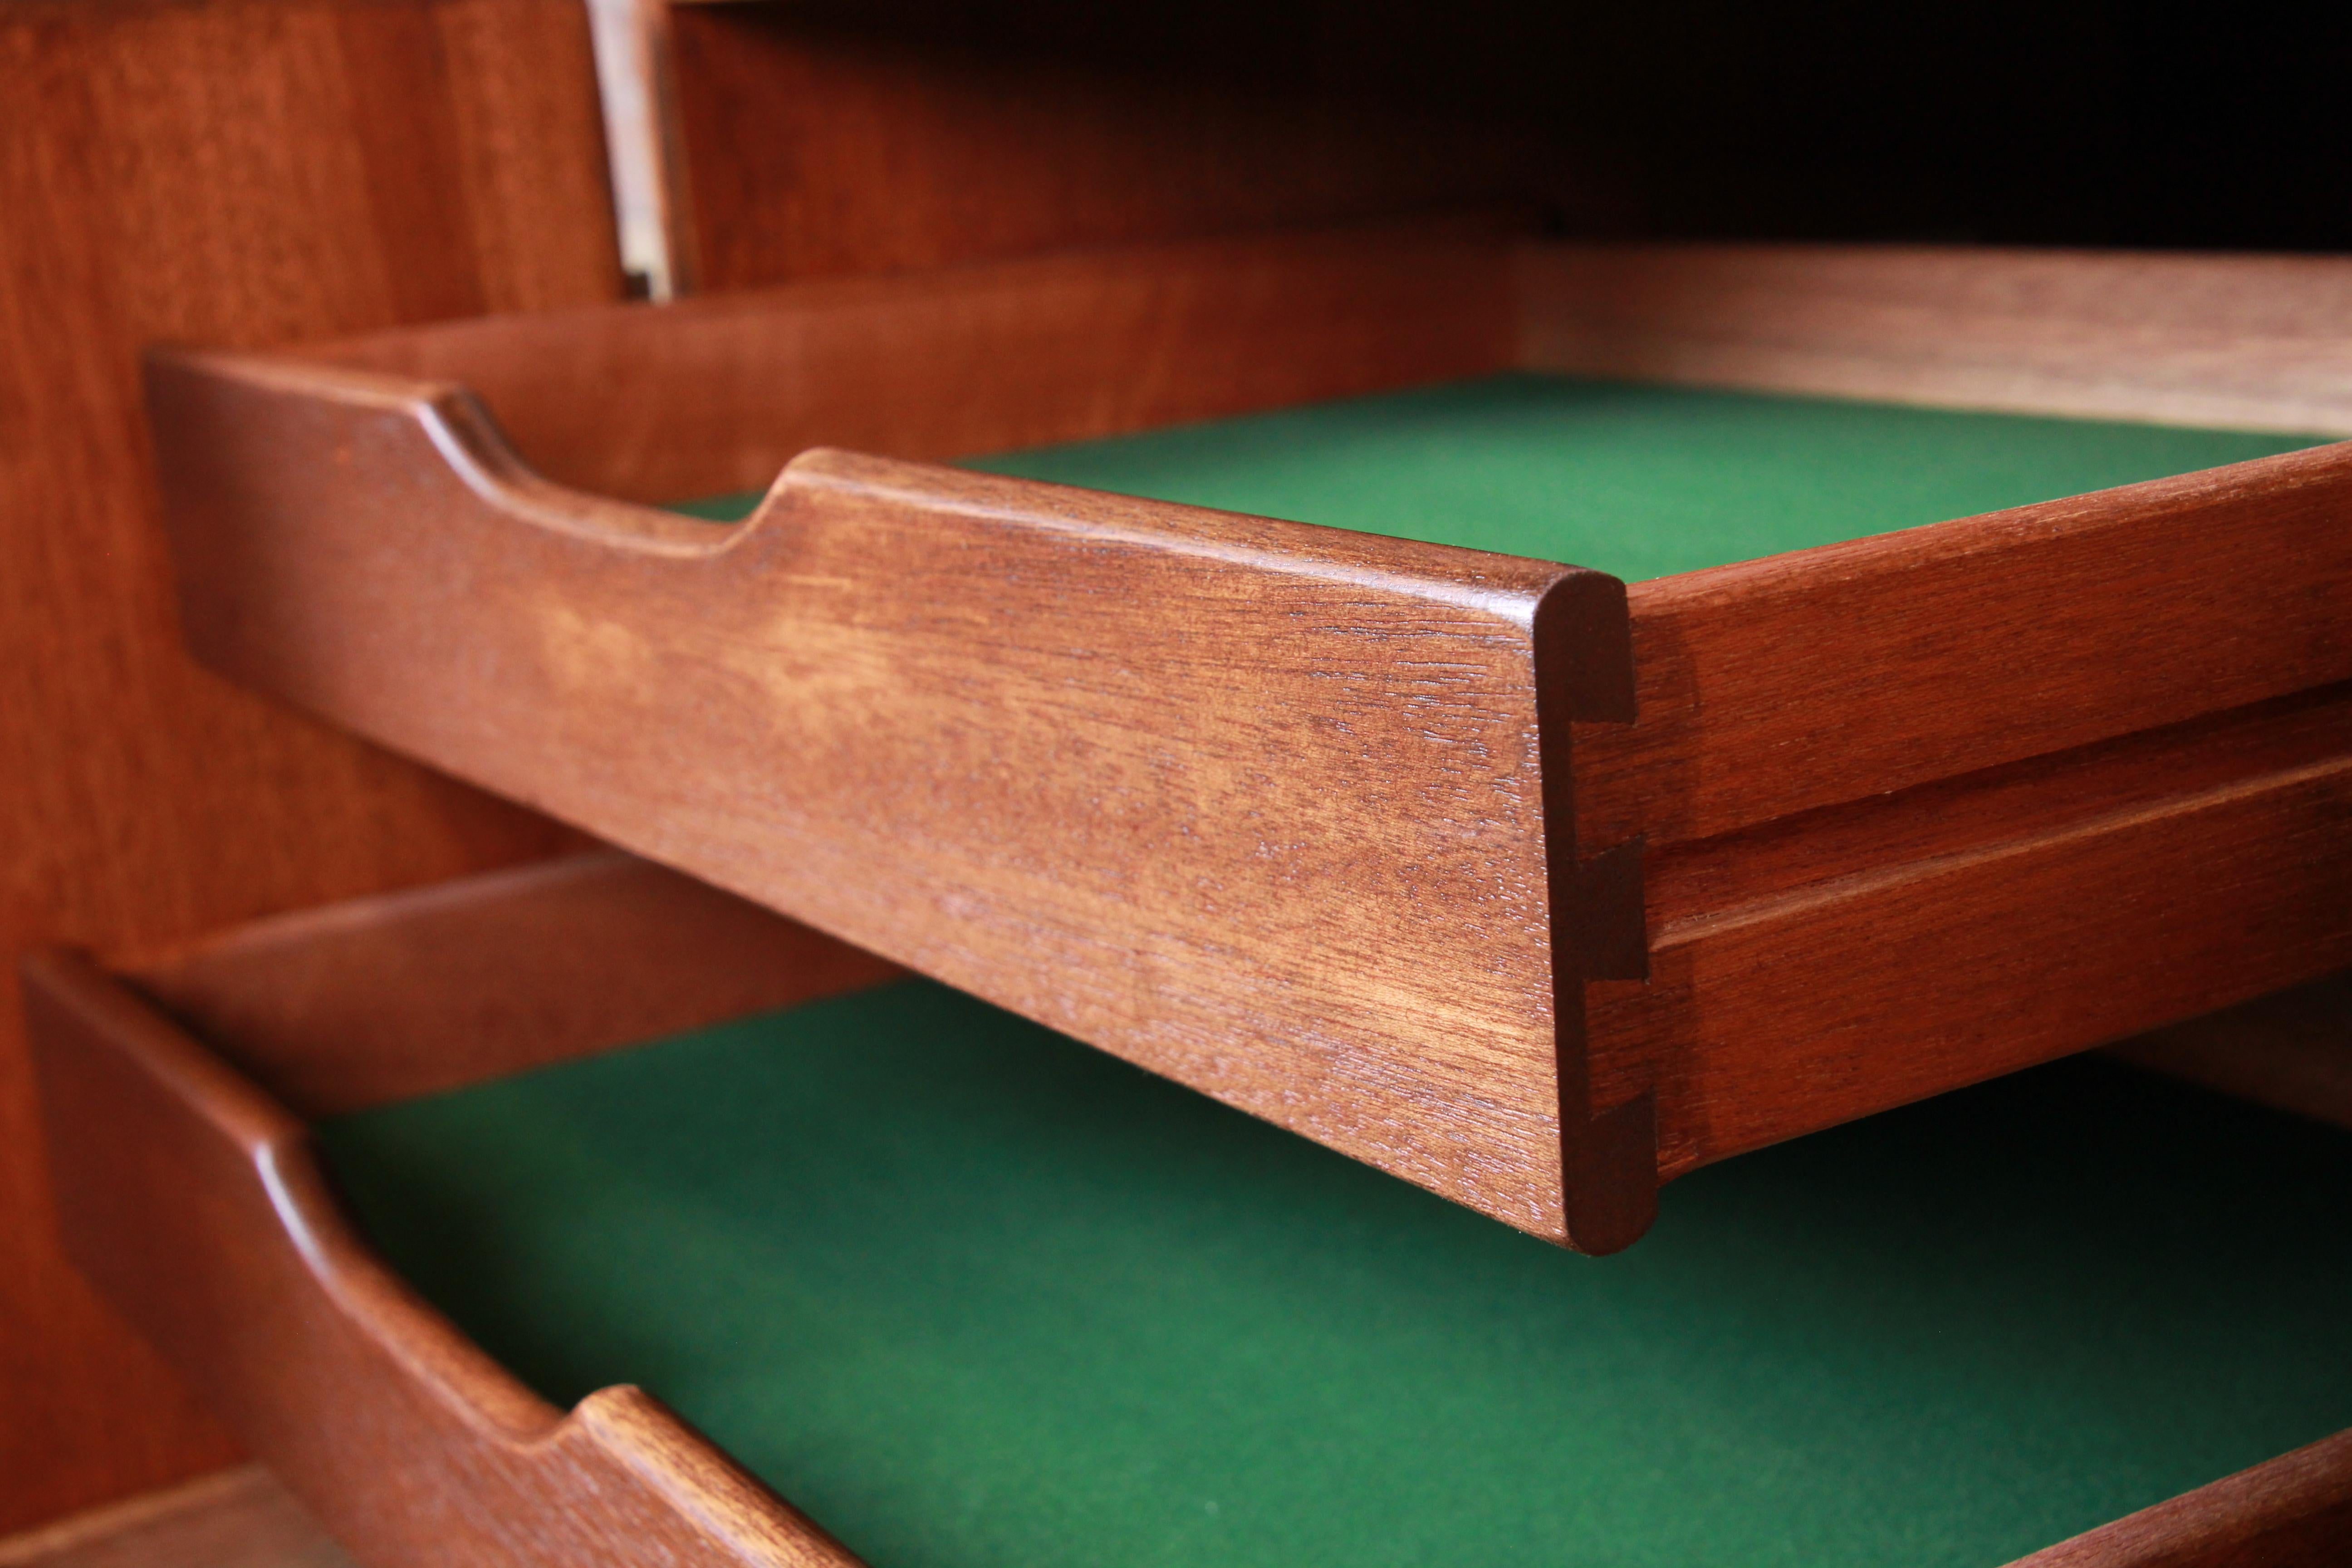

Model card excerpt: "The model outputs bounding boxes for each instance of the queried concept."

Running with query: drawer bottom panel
[316,976,2352,1568]
[673,370,2321,583]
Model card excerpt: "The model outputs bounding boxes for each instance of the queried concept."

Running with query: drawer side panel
[144,350,1637,1242]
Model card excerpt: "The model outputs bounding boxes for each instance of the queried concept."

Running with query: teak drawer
[143,222,2352,1251]
[23,856,2352,1568]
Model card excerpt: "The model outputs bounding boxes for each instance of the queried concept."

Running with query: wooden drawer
[143,222,2352,1251]
[21,858,2352,1568]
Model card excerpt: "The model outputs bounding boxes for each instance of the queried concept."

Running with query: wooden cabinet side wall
[0,0,617,1532]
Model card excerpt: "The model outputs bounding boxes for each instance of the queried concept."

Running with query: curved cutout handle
[23,947,862,1568]
[144,345,1650,1247]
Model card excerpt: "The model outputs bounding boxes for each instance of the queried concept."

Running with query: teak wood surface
[20,862,2352,1568]
[29,0,2344,1541]
[657,4,1542,294]
[145,334,1646,1250]
[144,225,2352,1250]
[22,950,862,1568]
[1521,242,2352,438]
[0,0,622,1532]
[124,850,904,1120]
[294,222,1520,506]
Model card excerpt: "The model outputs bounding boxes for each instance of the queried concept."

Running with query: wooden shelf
[143,221,2352,1251]
[20,860,2352,1567]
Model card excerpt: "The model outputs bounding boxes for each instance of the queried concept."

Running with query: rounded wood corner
[1558,1091,1660,1255]
[21,942,866,1568]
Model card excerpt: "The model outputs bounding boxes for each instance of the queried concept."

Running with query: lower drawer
[26,855,2352,1567]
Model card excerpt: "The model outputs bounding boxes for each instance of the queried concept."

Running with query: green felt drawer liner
[671,373,2321,580]
[320,979,2352,1568]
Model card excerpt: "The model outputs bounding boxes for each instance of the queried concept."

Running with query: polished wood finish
[1528,241,2352,1175]
[0,1467,350,1568]
[144,228,2352,1252]
[661,4,1534,292]
[299,221,1519,504]
[0,0,620,1533]
[1583,439,2352,850]
[2107,971,2352,1133]
[309,235,2352,851]
[24,877,2352,1568]
[145,334,1646,1250]
[2006,1428,2352,1568]
[21,0,2347,1552]
[22,951,862,1568]
[1522,242,2352,436]
[1605,684,2352,1175]
[123,850,902,1119]
[1539,242,2352,848]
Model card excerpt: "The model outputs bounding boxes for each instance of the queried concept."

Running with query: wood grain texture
[1442,329,2352,1171]
[1521,242,2352,435]
[299,222,1520,504]
[2004,1427,2352,1568]
[1539,239,2352,875]
[144,233,2352,1245]
[24,892,2352,1568]
[662,6,1536,292]
[1578,425,2352,852]
[123,850,902,1119]
[0,0,618,1533]
[2106,971,2352,1132]
[1594,684,2352,1176]
[304,231,2352,858]
[21,951,862,1568]
[146,346,1646,1248]
[0,1467,350,1568]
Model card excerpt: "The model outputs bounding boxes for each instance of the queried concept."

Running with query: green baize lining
[674,372,2320,581]
[323,980,2352,1568]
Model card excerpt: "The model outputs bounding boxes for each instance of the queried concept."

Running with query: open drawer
[143,222,2352,1250]
[23,855,2352,1567]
